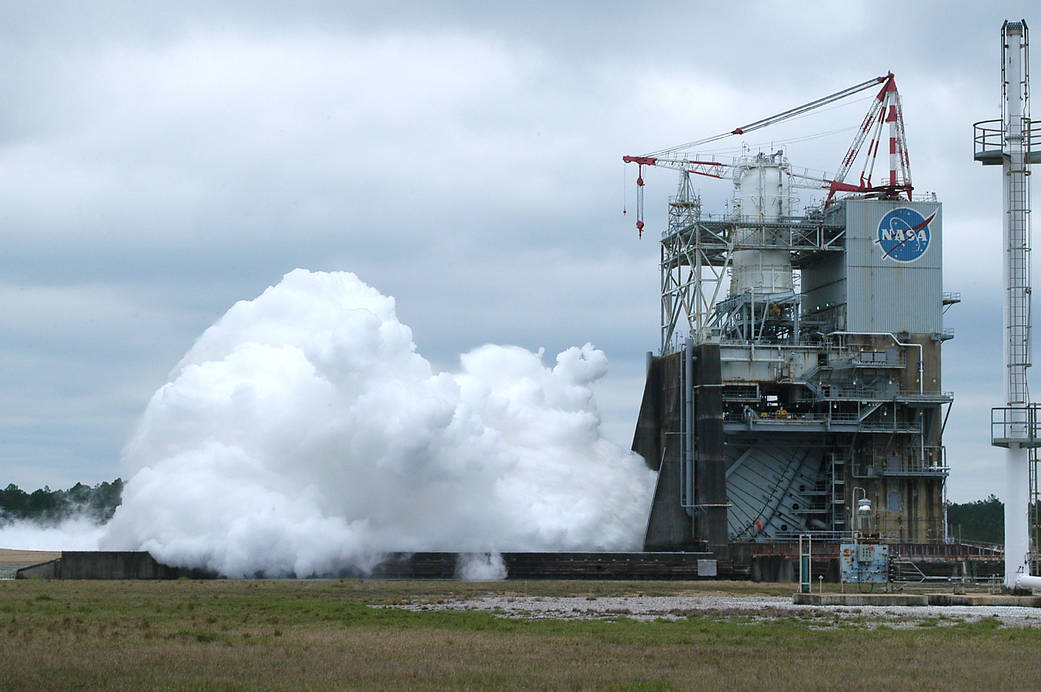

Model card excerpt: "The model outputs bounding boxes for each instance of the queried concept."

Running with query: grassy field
[1,578,1039,690]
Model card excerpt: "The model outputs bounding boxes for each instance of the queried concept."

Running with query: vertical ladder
[1001,20,1032,417]
[1006,145,1032,408]
[798,534,812,593]
[830,453,846,531]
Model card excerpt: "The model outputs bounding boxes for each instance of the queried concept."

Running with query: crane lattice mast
[623,73,913,236]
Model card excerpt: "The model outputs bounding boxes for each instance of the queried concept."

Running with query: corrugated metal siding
[801,253,846,314]
[843,200,942,334]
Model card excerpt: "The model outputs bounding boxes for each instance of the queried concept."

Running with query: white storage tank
[729,151,794,296]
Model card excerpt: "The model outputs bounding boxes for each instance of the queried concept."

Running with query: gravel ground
[385,594,1041,628]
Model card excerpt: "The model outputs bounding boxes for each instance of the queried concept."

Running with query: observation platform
[973,149,1041,166]
[973,119,1041,166]
[724,413,923,435]
[991,405,1041,448]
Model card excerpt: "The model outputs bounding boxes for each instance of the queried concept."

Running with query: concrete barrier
[793,592,1041,606]
[17,551,215,580]
[793,593,929,606]
[926,593,1041,607]
[14,550,729,580]
[370,552,724,580]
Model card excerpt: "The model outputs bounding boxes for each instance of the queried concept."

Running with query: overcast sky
[0,1,1034,502]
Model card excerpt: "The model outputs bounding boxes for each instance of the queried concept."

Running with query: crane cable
[645,75,887,158]
[622,162,628,216]
[693,125,859,159]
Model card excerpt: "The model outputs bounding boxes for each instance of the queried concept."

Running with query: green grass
[0,579,1038,690]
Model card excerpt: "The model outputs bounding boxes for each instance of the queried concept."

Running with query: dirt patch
[0,548,60,569]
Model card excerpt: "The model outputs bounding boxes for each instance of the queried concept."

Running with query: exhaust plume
[95,270,653,577]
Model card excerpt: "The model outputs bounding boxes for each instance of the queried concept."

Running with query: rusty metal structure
[627,74,954,560]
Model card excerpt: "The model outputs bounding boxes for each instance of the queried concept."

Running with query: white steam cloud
[456,553,508,581]
[0,517,106,552]
[93,270,654,577]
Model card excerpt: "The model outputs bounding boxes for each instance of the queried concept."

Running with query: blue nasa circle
[876,207,933,262]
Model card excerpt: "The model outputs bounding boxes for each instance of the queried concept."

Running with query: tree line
[0,479,123,525]
[946,494,1005,545]
[0,480,1018,544]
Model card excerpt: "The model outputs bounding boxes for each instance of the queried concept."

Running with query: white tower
[975,19,1041,590]
[729,151,794,297]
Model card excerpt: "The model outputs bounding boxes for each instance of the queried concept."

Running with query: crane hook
[636,164,645,238]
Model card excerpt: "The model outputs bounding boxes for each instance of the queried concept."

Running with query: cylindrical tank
[729,151,794,296]
[855,497,874,532]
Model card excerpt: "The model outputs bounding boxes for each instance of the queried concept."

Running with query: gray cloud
[0,1,1034,503]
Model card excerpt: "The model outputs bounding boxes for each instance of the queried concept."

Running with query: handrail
[973,117,1041,156]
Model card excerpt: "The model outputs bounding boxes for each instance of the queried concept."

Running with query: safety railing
[991,405,1041,448]
[973,118,1041,161]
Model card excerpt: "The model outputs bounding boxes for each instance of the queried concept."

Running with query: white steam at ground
[455,553,508,581]
[0,517,106,552]
[77,270,654,577]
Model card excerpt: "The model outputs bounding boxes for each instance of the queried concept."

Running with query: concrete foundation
[794,592,1041,606]
[373,552,723,580]
[8,548,1005,582]
[14,550,726,581]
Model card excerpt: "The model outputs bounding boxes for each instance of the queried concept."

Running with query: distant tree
[87,479,124,521]
[27,487,59,519]
[0,479,124,525]
[947,494,1004,544]
[67,482,91,506]
[0,484,29,519]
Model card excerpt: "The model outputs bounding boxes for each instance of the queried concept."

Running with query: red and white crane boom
[623,72,913,235]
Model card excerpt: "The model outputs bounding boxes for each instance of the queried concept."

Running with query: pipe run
[1016,573,1041,591]
[826,331,924,395]
[681,338,695,510]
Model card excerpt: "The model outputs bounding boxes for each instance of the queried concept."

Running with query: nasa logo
[875,207,935,263]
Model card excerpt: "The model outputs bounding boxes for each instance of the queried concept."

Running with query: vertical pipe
[660,240,667,354]
[942,466,949,542]
[749,289,754,341]
[684,338,695,510]
[793,298,800,343]
[1007,445,1030,585]
[1001,21,1033,589]
[920,410,925,469]
[1005,23,1028,410]
[679,341,686,507]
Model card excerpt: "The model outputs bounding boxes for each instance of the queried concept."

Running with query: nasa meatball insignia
[875,207,935,262]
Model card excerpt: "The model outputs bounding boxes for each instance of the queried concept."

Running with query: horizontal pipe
[1015,573,1041,591]
[826,331,924,395]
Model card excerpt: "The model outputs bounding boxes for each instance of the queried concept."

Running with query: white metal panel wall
[801,253,846,314]
[843,199,943,334]
[718,345,820,382]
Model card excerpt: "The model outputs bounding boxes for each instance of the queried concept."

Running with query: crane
[623,72,913,236]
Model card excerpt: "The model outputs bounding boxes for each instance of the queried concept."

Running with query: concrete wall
[694,344,728,556]
[17,552,215,580]
[634,352,698,551]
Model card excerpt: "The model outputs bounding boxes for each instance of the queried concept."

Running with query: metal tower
[974,19,1041,590]
[632,73,952,554]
